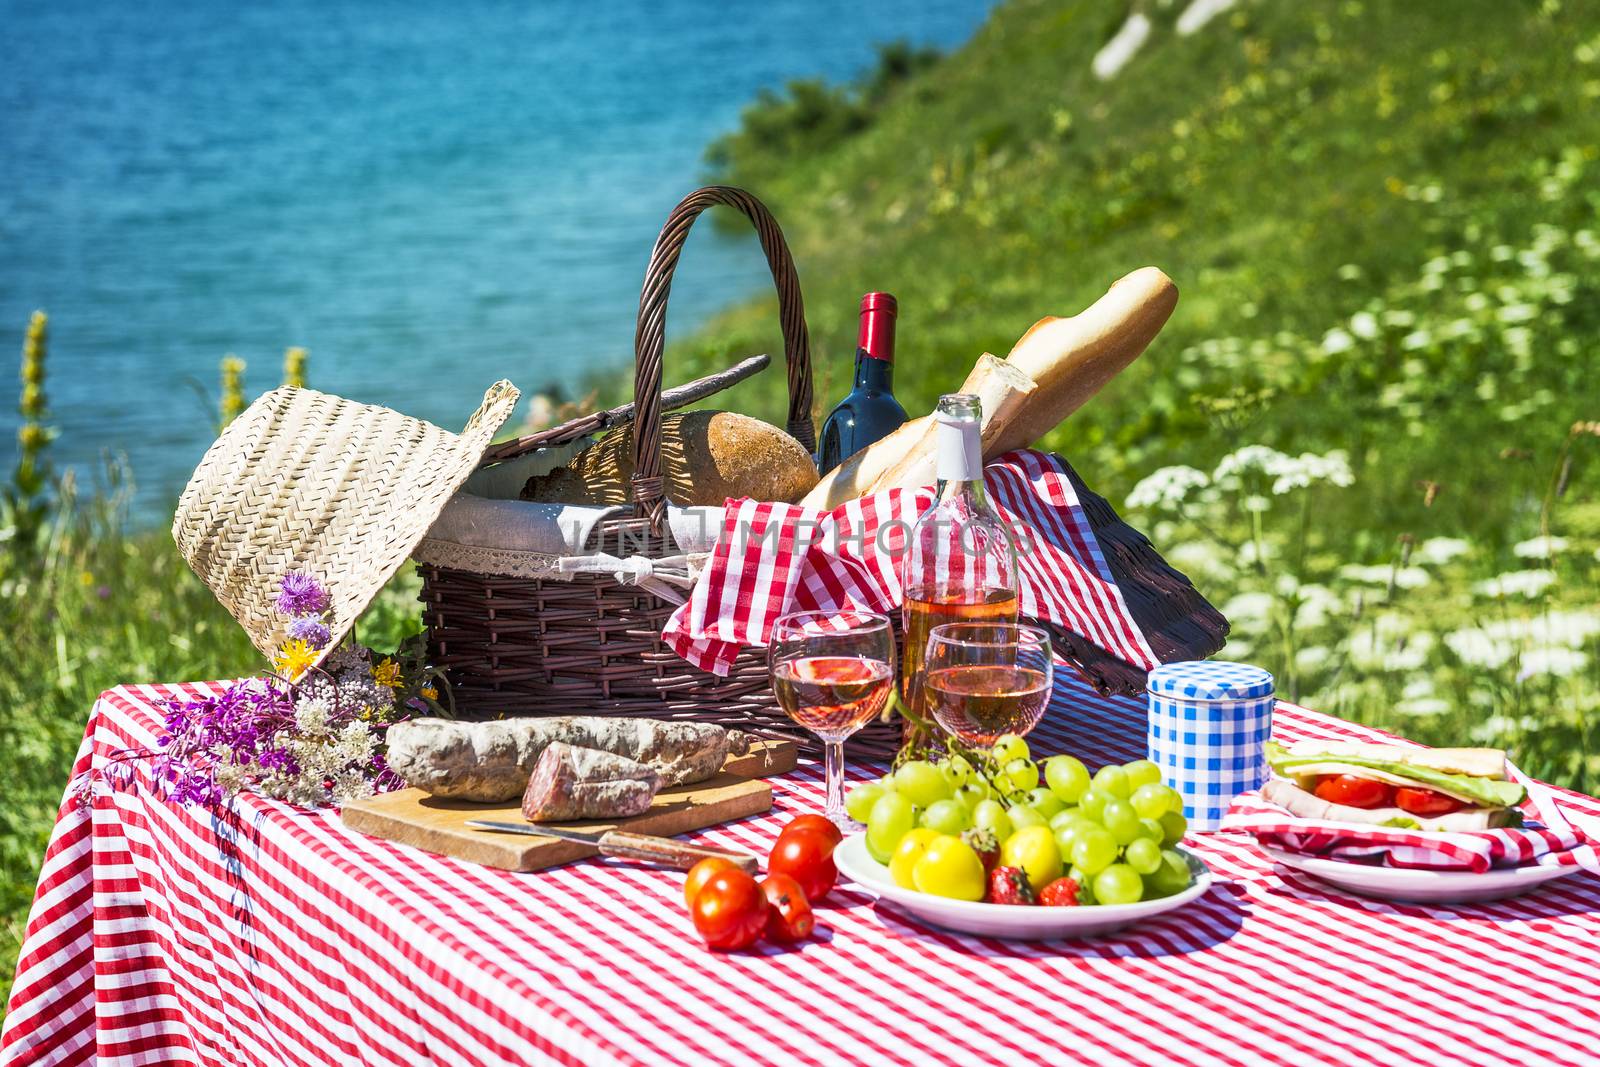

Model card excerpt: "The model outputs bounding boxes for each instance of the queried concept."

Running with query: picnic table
[4,670,1599,1067]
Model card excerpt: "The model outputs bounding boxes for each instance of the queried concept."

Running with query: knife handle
[596,831,759,874]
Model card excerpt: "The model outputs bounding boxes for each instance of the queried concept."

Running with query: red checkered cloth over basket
[1221,773,1600,874]
[662,449,1160,675]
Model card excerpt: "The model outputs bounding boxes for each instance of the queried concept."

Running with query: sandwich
[1262,740,1526,831]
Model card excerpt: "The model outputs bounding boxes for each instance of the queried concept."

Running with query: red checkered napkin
[1222,772,1600,873]
[661,449,1160,676]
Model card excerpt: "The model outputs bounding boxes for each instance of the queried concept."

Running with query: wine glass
[922,622,1053,747]
[768,610,895,828]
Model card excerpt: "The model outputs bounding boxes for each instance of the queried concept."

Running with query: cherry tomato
[759,873,815,943]
[1394,787,1465,816]
[780,814,843,850]
[768,829,838,902]
[1312,774,1391,809]
[683,856,740,908]
[690,869,768,951]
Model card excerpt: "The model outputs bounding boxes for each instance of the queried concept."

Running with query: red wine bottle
[817,292,909,472]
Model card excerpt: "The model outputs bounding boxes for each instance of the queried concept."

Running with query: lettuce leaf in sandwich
[1262,740,1526,830]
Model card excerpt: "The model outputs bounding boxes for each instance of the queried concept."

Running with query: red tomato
[683,856,740,908]
[1312,774,1391,809]
[759,874,815,943]
[690,869,768,951]
[780,814,843,850]
[768,830,838,902]
[1394,787,1465,816]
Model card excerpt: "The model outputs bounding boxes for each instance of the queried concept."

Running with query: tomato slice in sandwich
[1312,774,1391,809]
[1393,787,1465,816]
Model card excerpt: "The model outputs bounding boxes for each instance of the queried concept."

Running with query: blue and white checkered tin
[1146,660,1275,832]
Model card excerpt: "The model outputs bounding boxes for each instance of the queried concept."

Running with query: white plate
[1259,844,1579,903]
[834,833,1213,940]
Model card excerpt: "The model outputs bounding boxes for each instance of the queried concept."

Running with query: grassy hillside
[663,0,1600,783]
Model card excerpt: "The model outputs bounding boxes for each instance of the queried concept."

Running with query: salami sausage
[521,742,663,822]
[385,716,736,802]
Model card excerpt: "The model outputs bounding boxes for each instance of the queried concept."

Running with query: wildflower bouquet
[92,571,445,808]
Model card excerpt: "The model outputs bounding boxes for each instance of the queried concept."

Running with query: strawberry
[1037,876,1081,907]
[986,865,1036,906]
[962,828,1000,875]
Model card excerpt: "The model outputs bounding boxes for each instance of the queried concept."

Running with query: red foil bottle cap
[858,291,898,362]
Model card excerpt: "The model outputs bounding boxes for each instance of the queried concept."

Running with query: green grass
[6,0,1600,1013]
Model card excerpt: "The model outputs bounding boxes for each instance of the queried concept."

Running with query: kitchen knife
[464,820,760,874]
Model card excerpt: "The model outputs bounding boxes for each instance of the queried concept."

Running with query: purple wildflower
[286,615,333,649]
[276,572,331,617]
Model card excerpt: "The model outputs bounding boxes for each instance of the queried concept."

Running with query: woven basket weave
[174,381,520,667]
[417,186,1229,757]
[416,186,913,755]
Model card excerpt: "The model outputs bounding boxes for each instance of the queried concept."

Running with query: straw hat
[173,380,520,665]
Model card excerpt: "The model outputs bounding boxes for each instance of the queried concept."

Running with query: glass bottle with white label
[898,393,1020,751]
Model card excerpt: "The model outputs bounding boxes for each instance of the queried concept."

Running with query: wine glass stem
[824,739,847,827]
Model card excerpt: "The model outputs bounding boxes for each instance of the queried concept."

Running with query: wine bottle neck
[934,415,985,501]
[858,292,897,363]
[853,351,895,391]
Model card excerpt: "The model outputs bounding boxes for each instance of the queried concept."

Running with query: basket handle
[632,186,815,528]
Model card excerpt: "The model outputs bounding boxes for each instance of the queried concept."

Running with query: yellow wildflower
[419,684,439,701]
[372,657,403,690]
[273,638,319,679]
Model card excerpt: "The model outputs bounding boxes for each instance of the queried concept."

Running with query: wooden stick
[481,353,772,465]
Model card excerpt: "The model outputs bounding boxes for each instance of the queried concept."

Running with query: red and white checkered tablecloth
[6,674,1600,1067]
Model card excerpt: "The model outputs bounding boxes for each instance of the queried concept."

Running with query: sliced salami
[521,742,664,822]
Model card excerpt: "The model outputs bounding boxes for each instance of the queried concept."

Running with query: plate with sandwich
[1239,740,1584,903]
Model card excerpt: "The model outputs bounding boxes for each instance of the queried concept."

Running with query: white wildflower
[1338,563,1431,589]
[1401,329,1433,350]
[1512,535,1569,559]
[293,695,332,735]
[1213,445,1290,485]
[1496,303,1539,324]
[1414,537,1470,566]
[1349,311,1380,339]
[1474,570,1556,599]
[1291,584,1344,629]
[1517,647,1588,680]
[1222,592,1276,633]
[1126,465,1210,510]
[1393,696,1451,717]
[1268,451,1354,494]
[1446,628,1515,668]
[1321,327,1355,355]
[1348,623,1433,671]
[1295,645,1332,672]
[1402,677,1436,699]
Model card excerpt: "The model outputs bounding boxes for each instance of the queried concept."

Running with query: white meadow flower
[1321,327,1355,355]
[1512,535,1569,559]
[1474,570,1556,599]
[1517,647,1588,680]
[1445,629,1514,668]
[1126,465,1210,510]
[1414,537,1470,566]
[1349,311,1380,339]
[1394,696,1451,717]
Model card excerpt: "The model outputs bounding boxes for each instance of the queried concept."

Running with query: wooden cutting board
[340,738,796,872]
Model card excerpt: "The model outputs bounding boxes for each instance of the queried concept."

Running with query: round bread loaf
[520,410,819,507]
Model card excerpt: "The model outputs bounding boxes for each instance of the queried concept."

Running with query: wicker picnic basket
[414,186,1229,757]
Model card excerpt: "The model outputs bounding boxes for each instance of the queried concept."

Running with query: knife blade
[464,820,759,874]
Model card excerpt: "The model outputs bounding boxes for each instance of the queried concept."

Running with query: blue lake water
[0,0,990,522]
